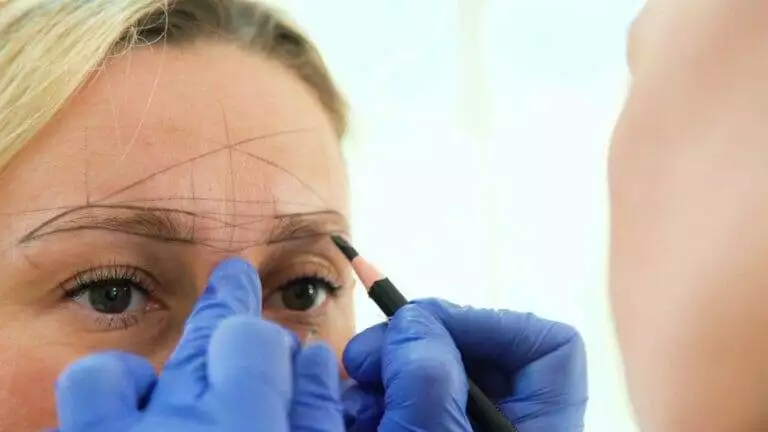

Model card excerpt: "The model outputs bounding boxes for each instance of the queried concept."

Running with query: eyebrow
[17,204,348,250]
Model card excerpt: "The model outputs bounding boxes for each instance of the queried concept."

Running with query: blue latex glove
[342,298,588,431]
[53,257,345,432]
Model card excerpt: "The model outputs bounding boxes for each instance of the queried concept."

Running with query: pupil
[282,282,318,311]
[89,282,132,314]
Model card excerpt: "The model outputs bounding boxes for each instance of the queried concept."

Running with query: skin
[610,1,768,430]
[0,40,354,430]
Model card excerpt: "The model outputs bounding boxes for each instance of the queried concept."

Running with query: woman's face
[610,1,768,430]
[0,41,353,430]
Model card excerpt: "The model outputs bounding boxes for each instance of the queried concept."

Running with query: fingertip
[342,323,387,385]
[555,324,588,376]
[297,341,340,384]
[57,352,124,394]
[388,303,445,337]
[291,341,346,431]
[205,257,262,316]
[211,256,258,275]
[57,351,157,394]
[56,352,156,430]
[302,338,336,353]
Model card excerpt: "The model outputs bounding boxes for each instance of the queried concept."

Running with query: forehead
[0,41,347,244]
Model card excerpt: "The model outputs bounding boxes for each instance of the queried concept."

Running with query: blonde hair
[0,0,347,172]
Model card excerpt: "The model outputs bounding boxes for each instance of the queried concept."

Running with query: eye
[70,279,149,315]
[274,276,340,312]
[63,266,155,316]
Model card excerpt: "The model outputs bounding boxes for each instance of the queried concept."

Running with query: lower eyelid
[60,294,166,332]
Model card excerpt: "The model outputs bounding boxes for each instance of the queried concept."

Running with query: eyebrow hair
[17,204,348,251]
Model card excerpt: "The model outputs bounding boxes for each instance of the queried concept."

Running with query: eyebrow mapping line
[93,127,315,203]
[102,196,327,210]
[17,204,195,244]
[230,147,328,207]
[18,204,348,251]
[220,104,238,251]
[15,201,326,241]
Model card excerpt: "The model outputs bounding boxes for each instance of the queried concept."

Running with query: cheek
[0,320,178,430]
[0,297,355,429]
[309,294,355,378]
[322,295,355,379]
[0,340,75,430]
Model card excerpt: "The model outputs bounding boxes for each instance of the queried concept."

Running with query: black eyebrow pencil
[331,235,519,432]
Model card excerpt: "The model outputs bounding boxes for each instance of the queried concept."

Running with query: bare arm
[610,1,768,430]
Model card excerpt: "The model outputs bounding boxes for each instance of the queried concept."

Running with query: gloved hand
[53,257,345,432]
[342,298,588,432]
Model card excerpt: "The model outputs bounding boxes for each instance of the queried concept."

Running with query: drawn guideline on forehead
[4,121,342,252]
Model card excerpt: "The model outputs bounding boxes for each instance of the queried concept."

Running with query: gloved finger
[379,304,472,431]
[342,323,387,388]
[151,257,261,406]
[290,342,345,431]
[341,382,384,432]
[414,298,588,429]
[56,351,157,432]
[346,398,384,432]
[343,317,471,430]
[206,316,295,428]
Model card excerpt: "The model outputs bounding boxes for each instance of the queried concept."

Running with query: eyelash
[278,274,343,299]
[59,265,158,331]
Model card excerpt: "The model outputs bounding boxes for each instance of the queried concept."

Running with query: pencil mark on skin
[213,231,344,253]
[21,250,43,272]
[221,104,237,250]
[84,196,324,211]
[15,203,296,241]
[0,196,325,217]
[190,158,197,240]
[112,42,165,171]
[17,203,347,254]
[232,147,327,206]
[19,204,196,244]
[7,125,337,253]
[93,127,313,203]
[104,59,124,167]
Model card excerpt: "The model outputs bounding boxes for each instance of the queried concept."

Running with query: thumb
[56,352,156,432]
[150,257,261,406]
[379,304,471,431]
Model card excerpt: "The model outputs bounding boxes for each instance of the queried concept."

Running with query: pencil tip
[331,234,359,261]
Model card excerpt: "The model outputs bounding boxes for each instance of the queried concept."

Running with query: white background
[275,1,644,430]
